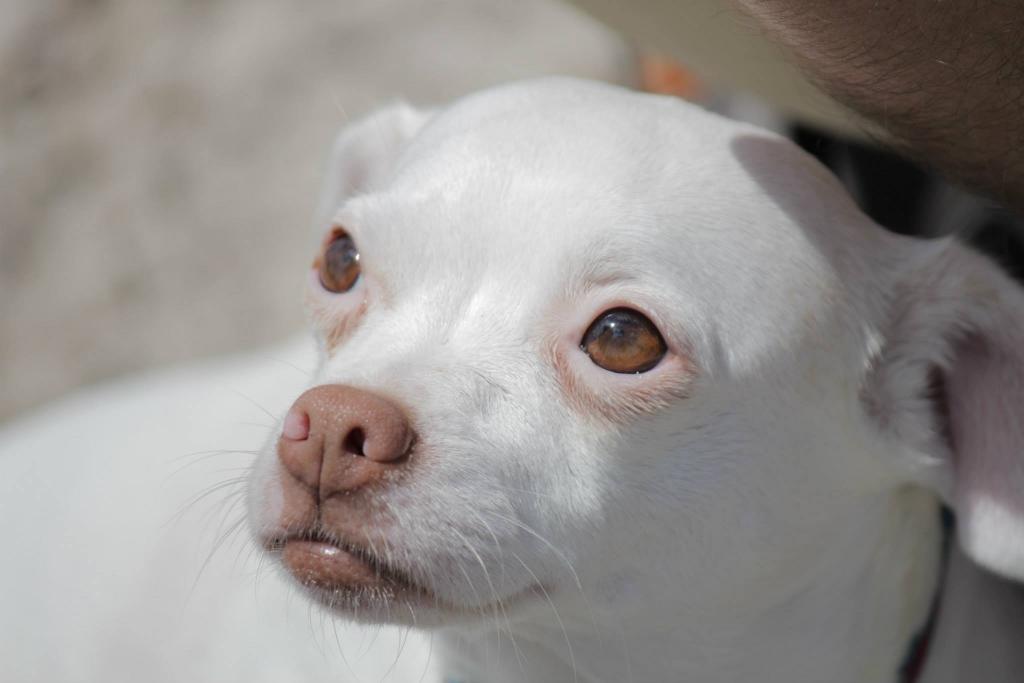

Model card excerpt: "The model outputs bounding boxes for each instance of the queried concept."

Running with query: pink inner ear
[947,335,1024,582]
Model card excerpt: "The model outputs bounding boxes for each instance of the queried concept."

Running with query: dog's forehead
[381,80,861,261]
[391,79,742,222]
[342,80,879,369]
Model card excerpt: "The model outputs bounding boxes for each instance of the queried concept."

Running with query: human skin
[732,0,1024,213]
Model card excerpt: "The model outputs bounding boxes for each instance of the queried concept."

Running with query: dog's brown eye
[318,229,361,293]
[581,308,667,374]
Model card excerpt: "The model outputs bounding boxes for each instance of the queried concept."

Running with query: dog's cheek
[246,448,287,536]
[387,433,556,599]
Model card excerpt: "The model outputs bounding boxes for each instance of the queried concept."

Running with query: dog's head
[248,79,1024,633]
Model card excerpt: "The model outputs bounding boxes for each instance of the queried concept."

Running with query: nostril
[342,427,366,457]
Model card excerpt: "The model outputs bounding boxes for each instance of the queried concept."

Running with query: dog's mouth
[262,529,547,624]
[264,531,432,606]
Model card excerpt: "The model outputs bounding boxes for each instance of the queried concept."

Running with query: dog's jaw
[440,489,943,683]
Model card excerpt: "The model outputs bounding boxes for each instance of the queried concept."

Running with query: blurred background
[3,0,1021,423]
[0,0,637,421]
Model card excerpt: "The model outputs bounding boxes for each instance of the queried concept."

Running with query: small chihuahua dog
[2,78,1021,683]
[246,78,1024,682]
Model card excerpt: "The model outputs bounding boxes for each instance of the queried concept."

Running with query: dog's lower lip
[282,539,379,588]
[269,535,546,620]
[279,537,422,594]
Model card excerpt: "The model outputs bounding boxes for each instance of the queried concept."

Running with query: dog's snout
[278,384,414,497]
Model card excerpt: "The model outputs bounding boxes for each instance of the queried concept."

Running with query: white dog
[3,78,1023,683]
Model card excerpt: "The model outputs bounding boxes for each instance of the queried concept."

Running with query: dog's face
[248,79,1024,633]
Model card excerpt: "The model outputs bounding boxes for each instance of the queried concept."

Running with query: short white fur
[247,79,1024,682]
[2,78,1022,683]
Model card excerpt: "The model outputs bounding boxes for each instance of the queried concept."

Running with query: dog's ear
[865,239,1024,581]
[315,103,433,227]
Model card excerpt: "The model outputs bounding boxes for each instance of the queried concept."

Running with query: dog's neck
[436,488,945,683]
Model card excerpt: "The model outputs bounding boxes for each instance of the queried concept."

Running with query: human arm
[732,0,1024,212]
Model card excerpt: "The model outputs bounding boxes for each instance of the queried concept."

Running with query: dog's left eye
[318,228,361,293]
[581,308,667,374]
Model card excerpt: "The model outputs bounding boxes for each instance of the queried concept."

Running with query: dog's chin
[264,534,540,628]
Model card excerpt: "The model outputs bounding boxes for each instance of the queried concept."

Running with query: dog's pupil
[581,308,666,374]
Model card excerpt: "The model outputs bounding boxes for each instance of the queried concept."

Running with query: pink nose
[277,384,414,498]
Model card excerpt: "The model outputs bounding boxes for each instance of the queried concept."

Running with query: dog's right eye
[317,228,361,293]
[581,308,667,374]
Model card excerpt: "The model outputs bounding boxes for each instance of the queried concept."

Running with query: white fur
[0,342,437,681]
[3,78,1023,682]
